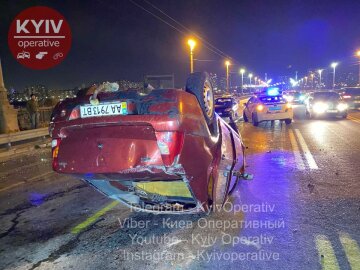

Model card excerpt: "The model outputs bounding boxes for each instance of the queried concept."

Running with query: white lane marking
[294,129,318,170]
[288,129,305,170]
[315,235,340,270]
[339,232,360,270]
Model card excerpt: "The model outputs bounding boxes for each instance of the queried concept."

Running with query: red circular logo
[8,6,72,70]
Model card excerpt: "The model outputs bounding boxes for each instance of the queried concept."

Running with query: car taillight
[343,95,352,99]
[155,131,184,166]
[51,138,61,170]
[69,107,80,120]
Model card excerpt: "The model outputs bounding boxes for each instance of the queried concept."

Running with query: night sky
[1,0,360,91]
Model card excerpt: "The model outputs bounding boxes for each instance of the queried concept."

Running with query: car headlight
[313,102,328,114]
[285,96,294,102]
[256,104,264,111]
[337,103,348,111]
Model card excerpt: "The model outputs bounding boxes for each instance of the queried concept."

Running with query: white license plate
[80,102,127,118]
[327,110,338,113]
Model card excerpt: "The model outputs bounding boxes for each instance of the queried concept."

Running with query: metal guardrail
[0,127,49,147]
[17,106,53,130]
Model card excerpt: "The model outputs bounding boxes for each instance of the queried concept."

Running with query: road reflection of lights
[30,192,46,206]
[308,121,327,142]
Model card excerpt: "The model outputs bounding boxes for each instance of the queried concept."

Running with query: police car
[243,87,293,126]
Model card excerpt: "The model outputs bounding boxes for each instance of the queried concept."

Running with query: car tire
[342,113,347,119]
[285,118,292,125]
[252,113,259,126]
[185,72,215,126]
[243,111,249,122]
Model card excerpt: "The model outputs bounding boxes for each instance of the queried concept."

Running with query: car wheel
[185,72,215,126]
[285,118,292,125]
[252,113,259,126]
[342,113,348,119]
[243,111,249,122]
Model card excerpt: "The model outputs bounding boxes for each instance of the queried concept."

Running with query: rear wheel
[186,72,215,125]
[285,118,292,125]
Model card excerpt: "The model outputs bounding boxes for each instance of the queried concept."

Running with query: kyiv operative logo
[8,6,72,70]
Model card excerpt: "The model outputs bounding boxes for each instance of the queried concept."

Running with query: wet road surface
[1,106,360,270]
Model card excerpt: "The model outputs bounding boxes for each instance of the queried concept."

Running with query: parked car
[50,72,249,213]
[339,87,360,109]
[305,91,348,119]
[215,96,239,120]
[243,87,293,126]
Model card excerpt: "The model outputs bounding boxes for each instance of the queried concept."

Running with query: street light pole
[331,62,338,90]
[356,51,360,86]
[318,69,323,89]
[187,39,196,73]
[225,60,230,94]
[249,73,253,85]
[240,68,245,95]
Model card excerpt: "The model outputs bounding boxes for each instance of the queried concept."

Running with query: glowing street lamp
[331,62,338,89]
[356,50,360,86]
[318,69,323,88]
[248,73,253,85]
[240,68,245,94]
[225,60,231,93]
[187,39,196,73]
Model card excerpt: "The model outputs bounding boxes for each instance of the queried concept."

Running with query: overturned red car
[50,72,249,213]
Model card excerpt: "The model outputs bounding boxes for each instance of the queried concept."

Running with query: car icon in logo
[17,51,30,59]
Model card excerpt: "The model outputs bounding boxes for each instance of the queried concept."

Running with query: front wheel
[342,113,348,119]
[285,118,292,125]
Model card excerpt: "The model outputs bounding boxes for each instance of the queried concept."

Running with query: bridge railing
[0,127,49,148]
[17,106,53,130]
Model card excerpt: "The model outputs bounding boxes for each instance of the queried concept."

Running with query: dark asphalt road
[1,106,359,270]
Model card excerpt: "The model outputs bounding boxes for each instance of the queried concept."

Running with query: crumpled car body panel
[51,89,245,213]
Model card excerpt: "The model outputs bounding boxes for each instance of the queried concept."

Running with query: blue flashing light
[266,87,280,96]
